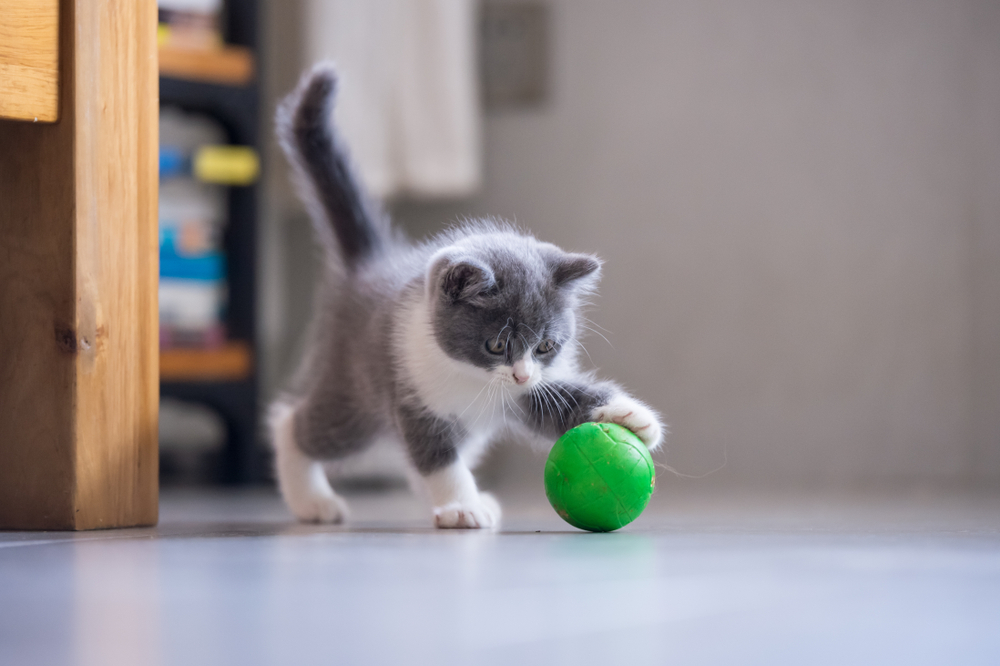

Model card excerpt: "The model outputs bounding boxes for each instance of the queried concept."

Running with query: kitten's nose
[512,359,532,385]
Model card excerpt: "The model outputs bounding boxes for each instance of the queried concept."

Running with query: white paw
[271,402,349,525]
[434,492,502,529]
[286,488,349,524]
[591,395,664,451]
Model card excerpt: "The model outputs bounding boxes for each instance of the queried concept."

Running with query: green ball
[544,422,656,532]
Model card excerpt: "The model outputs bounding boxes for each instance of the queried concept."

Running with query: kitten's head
[426,229,601,389]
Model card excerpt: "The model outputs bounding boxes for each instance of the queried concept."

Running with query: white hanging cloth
[302,0,482,199]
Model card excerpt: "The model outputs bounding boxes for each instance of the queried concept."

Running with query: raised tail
[276,64,389,268]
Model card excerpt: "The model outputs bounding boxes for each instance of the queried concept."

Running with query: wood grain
[159,45,254,86]
[0,0,60,122]
[0,0,158,530]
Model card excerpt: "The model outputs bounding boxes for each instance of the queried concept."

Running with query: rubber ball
[544,422,656,532]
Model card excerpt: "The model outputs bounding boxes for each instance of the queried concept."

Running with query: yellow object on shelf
[193,146,260,186]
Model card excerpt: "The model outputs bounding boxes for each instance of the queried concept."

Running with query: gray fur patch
[397,402,462,474]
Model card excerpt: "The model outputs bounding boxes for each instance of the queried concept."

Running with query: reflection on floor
[2,486,999,665]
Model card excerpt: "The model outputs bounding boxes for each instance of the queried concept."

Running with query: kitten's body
[271,65,663,528]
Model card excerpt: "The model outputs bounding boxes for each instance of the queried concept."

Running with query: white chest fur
[395,298,513,436]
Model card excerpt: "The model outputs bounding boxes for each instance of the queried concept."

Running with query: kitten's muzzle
[512,359,533,385]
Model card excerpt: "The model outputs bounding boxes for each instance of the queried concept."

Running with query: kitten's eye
[536,339,556,354]
[485,337,506,354]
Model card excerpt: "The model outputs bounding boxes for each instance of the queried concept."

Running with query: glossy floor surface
[2,487,999,665]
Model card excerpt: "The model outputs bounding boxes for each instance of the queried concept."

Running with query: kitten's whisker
[552,383,580,409]
[538,382,564,427]
[503,386,524,416]
[518,322,542,346]
[580,316,612,334]
[529,387,541,421]
[539,381,561,411]
[438,378,495,438]
[480,379,500,421]
[579,324,613,349]
[518,332,542,357]
[545,382,575,417]
[489,380,500,425]
[529,387,544,424]
[498,385,511,430]
[462,376,499,434]
[575,339,596,366]
[534,386,553,427]
[540,384,558,425]
[471,394,491,429]
[471,385,490,432]
[485,380,497,414]
[492,317,514,349]
[455,376,493,422]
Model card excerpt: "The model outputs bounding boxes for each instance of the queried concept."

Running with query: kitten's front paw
[434,492,501,529]
[287,488,349,524]
[591,395,664,451]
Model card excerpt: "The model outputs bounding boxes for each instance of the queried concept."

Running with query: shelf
[160,341,252,382]
[159,45,254,86]
[159,77,258,147]
[156,0,261,484]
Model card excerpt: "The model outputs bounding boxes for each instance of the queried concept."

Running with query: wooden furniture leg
[0,0,159,529]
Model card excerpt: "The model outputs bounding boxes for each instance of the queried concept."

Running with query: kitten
[270,64,664,529]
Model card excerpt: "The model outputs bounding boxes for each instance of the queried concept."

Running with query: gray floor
[2,486,999,665]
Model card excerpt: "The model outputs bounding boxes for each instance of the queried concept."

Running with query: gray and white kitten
[270,64,664,529]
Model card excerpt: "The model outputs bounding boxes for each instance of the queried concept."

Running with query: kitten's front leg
[522,380,664,451]
[423,461,501,529]
[590,394,664,451]
[397,403,501,529]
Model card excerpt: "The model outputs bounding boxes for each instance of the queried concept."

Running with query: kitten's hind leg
[270,402,349,524]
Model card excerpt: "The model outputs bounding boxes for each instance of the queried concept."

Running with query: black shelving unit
[159,0,262,484]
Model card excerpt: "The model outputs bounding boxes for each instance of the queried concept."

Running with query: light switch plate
[481,1,549,109]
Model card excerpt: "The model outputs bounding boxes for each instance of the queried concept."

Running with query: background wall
[262,0,1000,490]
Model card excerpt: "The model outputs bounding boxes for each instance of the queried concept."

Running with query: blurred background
[156,0,1000,497]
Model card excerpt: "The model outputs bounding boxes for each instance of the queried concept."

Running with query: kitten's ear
[430,255,496,304]
[552,253,602,289]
